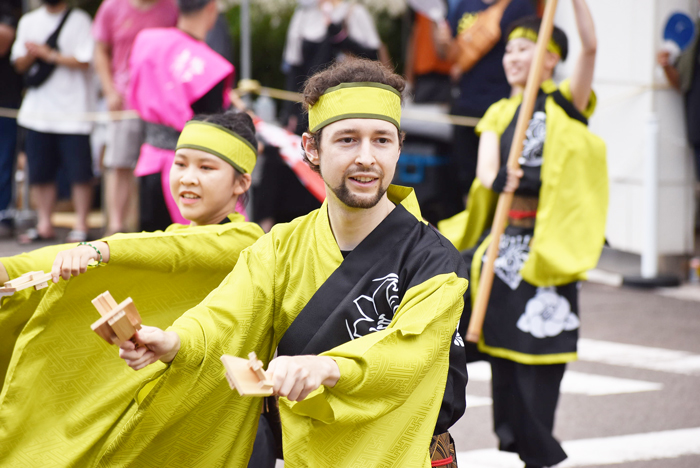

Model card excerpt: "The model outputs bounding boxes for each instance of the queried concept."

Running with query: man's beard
[326,167,387,209]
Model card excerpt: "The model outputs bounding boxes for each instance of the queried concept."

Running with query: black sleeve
[190,79,226,115]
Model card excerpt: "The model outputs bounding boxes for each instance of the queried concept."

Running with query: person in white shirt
[11,0,94,243]
[281,0,382,135]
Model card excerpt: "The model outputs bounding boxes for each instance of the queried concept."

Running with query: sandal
[65,230,88,243]
[17,228,57,245]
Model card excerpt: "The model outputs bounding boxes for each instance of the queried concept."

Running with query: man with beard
[113,58,470,468]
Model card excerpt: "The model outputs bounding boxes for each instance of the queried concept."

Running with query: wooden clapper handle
[466,0,560,343]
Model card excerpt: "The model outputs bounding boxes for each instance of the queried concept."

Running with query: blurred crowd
[0,0,578,243]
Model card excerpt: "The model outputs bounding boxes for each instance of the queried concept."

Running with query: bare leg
[72,182,93,233]
[106,167,133,233]
[32,183,56,238]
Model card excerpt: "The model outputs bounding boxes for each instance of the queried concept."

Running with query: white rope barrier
[0,80,673,127]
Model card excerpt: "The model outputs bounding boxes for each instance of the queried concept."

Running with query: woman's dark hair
[506,15,569,62]
[190,111,257,205]
[300,58,406,174]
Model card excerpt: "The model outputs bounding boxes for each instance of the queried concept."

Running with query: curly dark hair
[300,58,406,174]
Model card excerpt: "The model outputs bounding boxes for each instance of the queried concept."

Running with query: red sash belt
[509,209,537,219]
[431,456,454,466]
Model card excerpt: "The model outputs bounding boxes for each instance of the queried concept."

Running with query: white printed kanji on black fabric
[489,233,531,291]
[519,111,546,167]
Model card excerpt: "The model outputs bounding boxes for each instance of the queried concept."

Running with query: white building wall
[554,0,696,266]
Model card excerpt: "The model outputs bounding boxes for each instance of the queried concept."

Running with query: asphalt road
[450,282,700,468]
[1,237,698,467]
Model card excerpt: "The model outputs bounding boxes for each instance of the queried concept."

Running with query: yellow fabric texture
[0,243,72,390]
[282,271,464,468]
[439,79,608,287]
[99,186,466,468]
[478,334,578,364]
[508,27,563,57]
[0,216,264,467]
[176,121,257,174]
[437,179,497,253]
[475,79,597,137]
[308,82,402,132]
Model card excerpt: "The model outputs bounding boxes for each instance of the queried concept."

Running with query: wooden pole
[466,0,560,343]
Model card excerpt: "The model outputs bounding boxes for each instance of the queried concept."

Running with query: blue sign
[664,12,695,51]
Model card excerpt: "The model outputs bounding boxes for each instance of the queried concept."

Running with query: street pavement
[1,236,699,468]
[451,282,700,468]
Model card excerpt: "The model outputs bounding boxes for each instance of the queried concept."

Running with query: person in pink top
[128,0,235,231]
[93,0,178,235]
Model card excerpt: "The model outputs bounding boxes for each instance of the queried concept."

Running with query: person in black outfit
[658,12,700,182]
[0,0,23,235]
[436,0,535,205]
[281,0,381,135]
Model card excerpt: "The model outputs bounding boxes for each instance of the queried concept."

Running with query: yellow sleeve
[558,78,597,119]
[288,272,467,424]
[0,243,73,389]
[475,98,516,136]
[0,227,265,467]
[169,236,277,368]
[95,235,277,467]
[106,222,263,273]
[280,272,468,467]
[1,243,72,279]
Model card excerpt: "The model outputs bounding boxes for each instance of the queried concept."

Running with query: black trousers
[490,356,568,467]
[247,415,277,468]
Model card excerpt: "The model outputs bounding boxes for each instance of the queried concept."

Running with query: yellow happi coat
[439,79,607,287]
[0,214,263,467]
[96,186,467,468]
[1,243,71,389]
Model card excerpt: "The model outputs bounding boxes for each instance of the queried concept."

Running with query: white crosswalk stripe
[578,339,700,375]
[466,395,493,408]
[457,427,700,467]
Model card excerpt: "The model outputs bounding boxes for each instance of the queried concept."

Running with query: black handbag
[24,8,72,88]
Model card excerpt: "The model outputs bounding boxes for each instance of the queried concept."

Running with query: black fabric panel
[277,204,470,433]
[497,92,547,197]
[462,226,580,358]
[277,205,419,357]
[495,89,589,196]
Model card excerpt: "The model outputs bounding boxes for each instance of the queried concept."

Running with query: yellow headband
[308,82,402,133]
[508,27,562,58]
[176,121,257,174]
